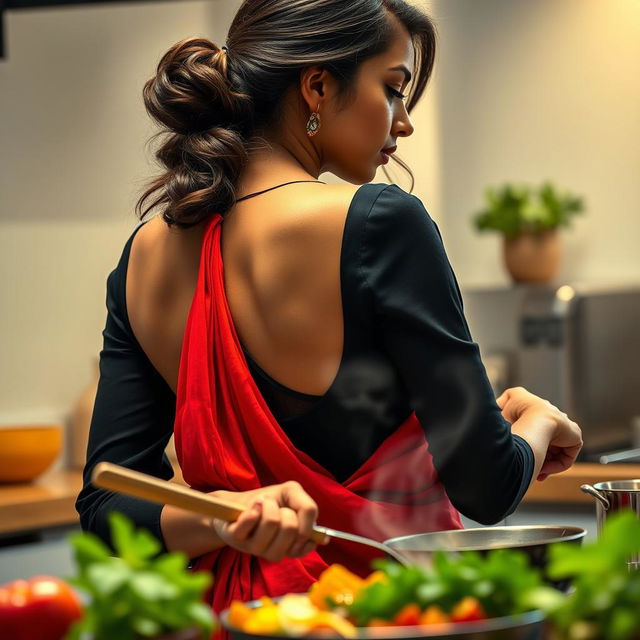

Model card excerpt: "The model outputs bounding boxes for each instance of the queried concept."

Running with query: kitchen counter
[524,462,640,503]
[0,469,83,536]
[1,463,639,536]
[0,463,185,537]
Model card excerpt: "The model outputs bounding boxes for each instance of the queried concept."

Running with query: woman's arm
[497,386,582,484]
[360,185,581,524]
[76,257,177,550]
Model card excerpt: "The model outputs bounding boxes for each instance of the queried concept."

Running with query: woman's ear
[299,65,333,113]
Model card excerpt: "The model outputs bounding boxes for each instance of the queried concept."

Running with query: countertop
[1,463,639,536]
[523,462,640,503]
[0,469,83,536]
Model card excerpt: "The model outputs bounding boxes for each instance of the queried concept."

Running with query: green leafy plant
[347,549,545,625]
[525,510,640,640]
[472,181,584,238]
[65,512,216,640]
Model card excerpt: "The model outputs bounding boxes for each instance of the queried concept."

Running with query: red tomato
[393,603,422,626]
[0,576,83,640]
[450,596,487,623]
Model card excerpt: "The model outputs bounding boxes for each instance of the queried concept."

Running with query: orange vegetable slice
[228,600,253,628]
[450,596,487,623]
[420,605,451,625]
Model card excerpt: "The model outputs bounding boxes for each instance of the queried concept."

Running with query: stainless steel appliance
[462,283,640,457]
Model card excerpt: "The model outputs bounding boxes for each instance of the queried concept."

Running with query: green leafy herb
[64,511,215,640]
[525,510,640,640]
[472,181,584,238]
[347,548,545,625]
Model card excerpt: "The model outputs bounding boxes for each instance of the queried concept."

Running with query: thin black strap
[234,180,327,203]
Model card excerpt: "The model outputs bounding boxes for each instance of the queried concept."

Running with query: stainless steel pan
[385,525,586,590]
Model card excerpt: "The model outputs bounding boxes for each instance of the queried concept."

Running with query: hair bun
[142,37,249,135]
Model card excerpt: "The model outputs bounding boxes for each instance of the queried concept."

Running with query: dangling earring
[306,103,321,137]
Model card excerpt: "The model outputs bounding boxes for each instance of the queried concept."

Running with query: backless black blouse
[76,182,534,549]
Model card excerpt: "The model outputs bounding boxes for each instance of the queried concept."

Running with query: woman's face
[320,16,416,183]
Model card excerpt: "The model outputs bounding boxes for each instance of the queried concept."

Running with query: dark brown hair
[136,0,437,228]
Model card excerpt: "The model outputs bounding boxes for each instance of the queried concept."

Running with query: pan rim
[384,524,586,552]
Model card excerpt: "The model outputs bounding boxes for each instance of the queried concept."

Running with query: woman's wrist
[160,504,227,557]
[512,405,558,438]
[510,408,561,480]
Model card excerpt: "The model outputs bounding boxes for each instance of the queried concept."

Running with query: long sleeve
[75,228,176,550]
[360,185,534,524]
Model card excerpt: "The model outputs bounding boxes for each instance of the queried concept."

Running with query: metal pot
[385,526,586,591]
[221,601,545,640]
[580,479,640,565]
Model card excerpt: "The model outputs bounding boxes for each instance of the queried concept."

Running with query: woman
[77,0,582,619]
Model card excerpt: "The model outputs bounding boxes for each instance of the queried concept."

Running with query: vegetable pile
[228,548,546,636]
[346,549,542,626]
[2,510,639,640]
[228,511,640,639]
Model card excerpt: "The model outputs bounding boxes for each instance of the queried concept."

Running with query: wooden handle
[91,462,327,544]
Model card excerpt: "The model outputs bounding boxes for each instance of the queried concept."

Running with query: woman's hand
[209,481,327,562]
[496,386,583,481]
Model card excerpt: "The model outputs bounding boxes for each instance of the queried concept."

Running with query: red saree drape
[173,213,461,635]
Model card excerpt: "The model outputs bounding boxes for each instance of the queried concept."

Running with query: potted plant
[472,181,584,283]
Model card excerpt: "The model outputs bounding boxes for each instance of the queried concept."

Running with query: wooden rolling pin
[91,461,328,544]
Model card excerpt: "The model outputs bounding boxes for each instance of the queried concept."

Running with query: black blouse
[76,182,534,550]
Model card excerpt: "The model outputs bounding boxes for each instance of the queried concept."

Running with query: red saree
[173,213,461,633]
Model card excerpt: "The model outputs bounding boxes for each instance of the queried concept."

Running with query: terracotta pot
[503,230,561,284]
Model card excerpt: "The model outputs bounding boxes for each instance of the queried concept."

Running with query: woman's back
[126,181,360,397]
[119,176,535,497]
[77,178,539,563]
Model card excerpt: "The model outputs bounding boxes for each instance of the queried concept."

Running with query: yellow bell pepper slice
[242,603,283,635]
[228,601,254,629]
[305,611,358,637]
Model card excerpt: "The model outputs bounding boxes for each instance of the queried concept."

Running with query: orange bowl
[0,425,63,483]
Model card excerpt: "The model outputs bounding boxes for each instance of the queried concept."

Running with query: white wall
[431,0,640,287]
[1,0,638,435]
[0,0,441,432]
[0,0,230,429]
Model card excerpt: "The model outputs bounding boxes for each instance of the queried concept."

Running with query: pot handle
[580,484,610,509]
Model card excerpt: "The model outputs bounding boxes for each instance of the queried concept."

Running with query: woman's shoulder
[354,183,442,254]
[283,181,422,238]
[126,215,204,333]
[362,182,434,224]
[127,214,204,299]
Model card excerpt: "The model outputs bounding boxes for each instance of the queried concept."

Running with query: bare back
[126,182,361,396]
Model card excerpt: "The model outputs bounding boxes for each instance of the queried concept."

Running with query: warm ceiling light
[556,285,576,302]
